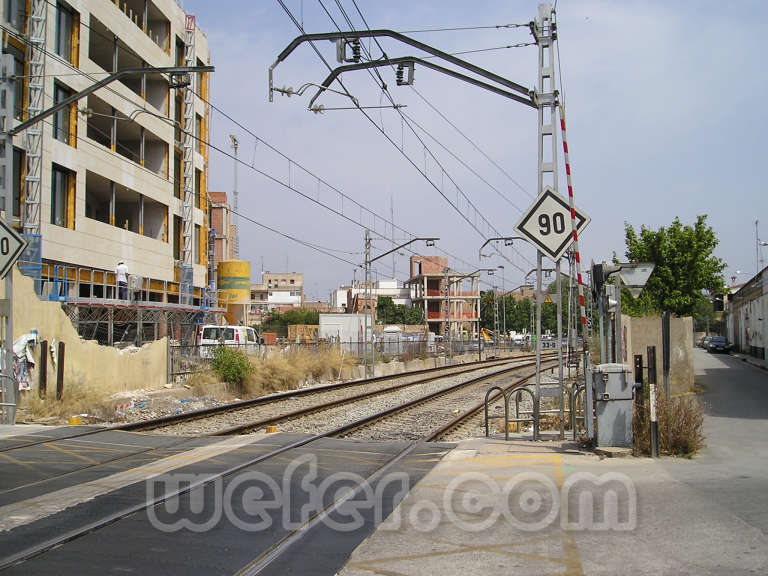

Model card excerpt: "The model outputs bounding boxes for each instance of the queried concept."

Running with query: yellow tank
[218,260,250,305]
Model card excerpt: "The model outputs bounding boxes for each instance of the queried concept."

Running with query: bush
[634,390,705,456]
[211,346,253,388]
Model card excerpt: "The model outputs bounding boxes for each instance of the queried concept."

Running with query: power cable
[397,24,529,34]
[303,0,533,274]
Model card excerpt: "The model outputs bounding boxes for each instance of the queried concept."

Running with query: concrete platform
[340,437,768,576]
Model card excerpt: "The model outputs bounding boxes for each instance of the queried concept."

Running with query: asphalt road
[661,349,768,535]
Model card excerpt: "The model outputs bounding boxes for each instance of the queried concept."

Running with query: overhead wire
[40,2,489,277]
[309,0,533,274]
[397,24,529,34]
[7,8,488,285]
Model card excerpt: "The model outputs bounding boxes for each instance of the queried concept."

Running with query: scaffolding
[21,0,47,292]
[180,13,196,305]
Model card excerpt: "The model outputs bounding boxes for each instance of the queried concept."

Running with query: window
[4,0,26,30]
[53,83,74,144]
[194,168,201,208]
[173,150,181,198]
[12,147,23,218]
[194,224,201,264]
[173,215,181,260]
[290,279,295,285]
[5,47,24,121]
[195,114,203,153]
[51,164,74,229]
[55,2,75,63]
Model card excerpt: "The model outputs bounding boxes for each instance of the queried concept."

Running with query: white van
[197,325,259,357]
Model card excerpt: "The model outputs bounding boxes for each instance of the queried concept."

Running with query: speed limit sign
[515,186,590,261]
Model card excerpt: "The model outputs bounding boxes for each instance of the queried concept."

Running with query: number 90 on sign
[538,212,566,236]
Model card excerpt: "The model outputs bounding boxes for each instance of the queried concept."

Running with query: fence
[167,339,536,380]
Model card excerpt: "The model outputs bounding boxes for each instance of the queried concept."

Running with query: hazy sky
[181,0,767,299]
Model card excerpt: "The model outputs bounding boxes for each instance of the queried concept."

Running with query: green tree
[622,215,726,316]
[376,296,424,325]
[261,308,320,331]
[376,296,398,324]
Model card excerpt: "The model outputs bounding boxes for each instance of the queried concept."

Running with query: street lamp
[363,234,439,377]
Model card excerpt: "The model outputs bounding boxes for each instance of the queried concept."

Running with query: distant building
[507,285,536,301]
[405,256,480,339]
[724,266,767,369]
[249,272,304,322]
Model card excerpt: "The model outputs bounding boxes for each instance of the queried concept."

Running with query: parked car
[698,335,713,348]
[706,336,730,354]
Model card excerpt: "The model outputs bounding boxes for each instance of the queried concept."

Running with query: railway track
[0,354,561,573]
[124,353,553,436]
[0,356,533,454]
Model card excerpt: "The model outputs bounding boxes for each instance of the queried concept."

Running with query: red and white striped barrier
[559,104,588,341]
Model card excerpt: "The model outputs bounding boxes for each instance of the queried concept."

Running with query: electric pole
[229,135,240,260]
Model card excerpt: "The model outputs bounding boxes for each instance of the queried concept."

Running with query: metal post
[533,2,558,439]
[535,252,542,440]
[364,230,372,378]
[598,292,606,364]
[39,340,48,398]
[557,259,564,439]
[662,310,670,398]
[614,275,623,363]
[56,341,65,400]
[647,345,659,457]
[501,267,506,351]
[230,135,240,259]
[584,353,594,439]
[444,268,451,365]
[477,294,482,362]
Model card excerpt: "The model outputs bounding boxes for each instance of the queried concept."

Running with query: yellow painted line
[0,451,41,474]
[0,436,266,533]
[43,442,101,466]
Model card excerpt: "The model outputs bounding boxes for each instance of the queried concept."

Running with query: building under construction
[405,255,480,340]
[1,0,221,345]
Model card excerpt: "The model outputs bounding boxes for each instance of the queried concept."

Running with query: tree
[376,296,425,325]
[622,215,726,317]
[376,296,398,324]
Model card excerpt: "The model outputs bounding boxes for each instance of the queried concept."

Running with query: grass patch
[243,347,353,396]
[634,391,705,456]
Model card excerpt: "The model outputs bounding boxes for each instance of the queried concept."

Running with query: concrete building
[333,278,412,314]
[725,266,767,368]
[3,0,211,304]
[507,284,536,301]
[405,255,480,339]
[249,272,304,319]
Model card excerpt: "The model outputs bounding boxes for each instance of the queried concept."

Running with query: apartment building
[405,255,481,339]
[2,0,211,304]
[331,279,411,313]
[249,272,304,316]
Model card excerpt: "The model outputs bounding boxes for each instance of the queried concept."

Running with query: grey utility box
[592,363,635,447]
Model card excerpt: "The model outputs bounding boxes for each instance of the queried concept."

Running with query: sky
[180,0,768,300]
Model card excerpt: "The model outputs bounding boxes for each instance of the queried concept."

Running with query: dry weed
[634,390,705,456]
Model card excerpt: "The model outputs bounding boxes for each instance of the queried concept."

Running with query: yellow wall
[12,269,168,392]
